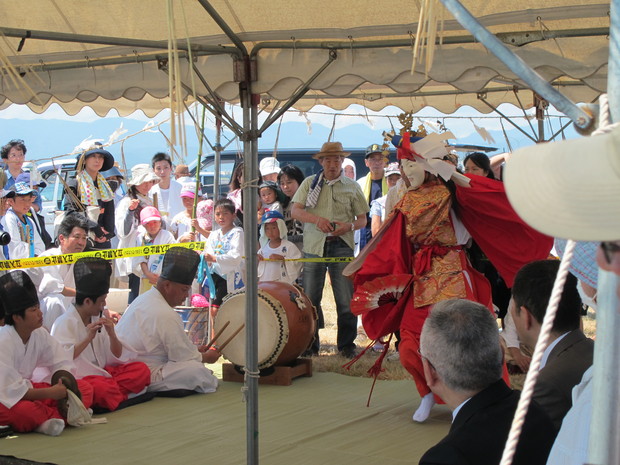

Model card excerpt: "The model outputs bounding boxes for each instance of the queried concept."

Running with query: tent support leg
[588,0,620,463]
[240,89,260,465]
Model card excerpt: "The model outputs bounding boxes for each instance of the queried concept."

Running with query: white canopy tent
[1,2,615,465]
[0,0,609,117]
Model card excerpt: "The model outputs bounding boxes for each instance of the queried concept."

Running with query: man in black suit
[510,259,594,429]
[418,299,557,465]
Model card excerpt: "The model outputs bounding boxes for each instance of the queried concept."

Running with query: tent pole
[196,0,248,54]
[439,0,594,132]
[534,94,547,143]
[0,26,240,55]
[240,88,260,465]
[588,0,620,463]
[477,96,538,143]
[214,102,223,200]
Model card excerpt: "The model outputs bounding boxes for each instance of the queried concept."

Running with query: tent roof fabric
[0,0,610,115]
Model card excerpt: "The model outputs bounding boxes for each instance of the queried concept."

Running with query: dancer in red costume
[345,130,553,422]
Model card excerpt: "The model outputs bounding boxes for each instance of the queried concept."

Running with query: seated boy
[51,257,152,412]
[0,271,93,436]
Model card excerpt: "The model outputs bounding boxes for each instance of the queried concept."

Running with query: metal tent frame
[1,1,616,464]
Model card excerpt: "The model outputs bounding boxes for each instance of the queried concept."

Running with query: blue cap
[260,210,284,224]
[101,166,124,179]
[15,172,46,189]
[13,182,35,195]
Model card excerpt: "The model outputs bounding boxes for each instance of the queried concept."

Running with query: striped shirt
[292,175,368,256]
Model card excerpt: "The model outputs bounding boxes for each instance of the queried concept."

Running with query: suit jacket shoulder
[534,330,594,428]
[419,380,557,465]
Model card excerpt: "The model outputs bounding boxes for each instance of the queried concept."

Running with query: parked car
[28,158,78,237]
[188,147,376,198]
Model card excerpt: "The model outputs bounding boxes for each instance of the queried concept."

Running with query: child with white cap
[259,157,281,182]
[257,211,302,284]
[169,183,210,242]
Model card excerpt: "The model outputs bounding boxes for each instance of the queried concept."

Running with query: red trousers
[0,380,94,433]
[81,362,151,411]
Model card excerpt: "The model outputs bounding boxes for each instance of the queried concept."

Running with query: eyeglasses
[601,241,620,265]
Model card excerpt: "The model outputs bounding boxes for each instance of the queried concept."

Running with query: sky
[0,102,581,169]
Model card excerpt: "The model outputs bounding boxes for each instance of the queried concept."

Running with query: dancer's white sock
[35,418,65,436]
[412,393,435,422]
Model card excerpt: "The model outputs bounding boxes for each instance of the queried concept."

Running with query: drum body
[214,281,317,369]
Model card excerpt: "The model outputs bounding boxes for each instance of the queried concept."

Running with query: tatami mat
[1,367,451,465]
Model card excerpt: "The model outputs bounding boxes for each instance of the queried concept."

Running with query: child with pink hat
[131,206,176,294]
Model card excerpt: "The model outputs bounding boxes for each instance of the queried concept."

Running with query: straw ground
[310,279,597,389]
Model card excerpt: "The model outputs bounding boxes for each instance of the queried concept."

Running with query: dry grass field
[310,279,598,389]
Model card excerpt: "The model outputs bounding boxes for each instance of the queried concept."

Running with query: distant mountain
[0,115,580,168]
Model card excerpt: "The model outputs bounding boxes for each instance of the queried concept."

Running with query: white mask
[401,159,425,189]
[577,280,597,311]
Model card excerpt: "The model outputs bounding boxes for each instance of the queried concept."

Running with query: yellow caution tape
[0,242,206,271]
[0,242,354,272]
[259,257,353,263]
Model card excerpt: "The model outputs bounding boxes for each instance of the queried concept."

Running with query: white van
[31,158,78,236]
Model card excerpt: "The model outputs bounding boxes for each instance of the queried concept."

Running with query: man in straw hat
[51,257,152,412]
[503,125,620,465]
[291,141,369,358]
[0,270,93,436]
[116,247,219,396]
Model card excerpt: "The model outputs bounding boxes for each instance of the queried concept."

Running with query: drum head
[214,290,289,369]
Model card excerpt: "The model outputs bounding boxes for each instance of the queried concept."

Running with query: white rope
[499,239,576,465]
[500,91,616,465]
[241,367,260,402]
[591,94,620,136]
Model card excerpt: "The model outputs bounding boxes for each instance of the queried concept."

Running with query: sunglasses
[601,241,620,265]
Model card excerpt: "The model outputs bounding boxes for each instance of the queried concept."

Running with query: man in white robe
[116,247,219,395]
[0,270,92,436]
[27,213,91,330]
[51,257,152,411]
[149,152,184,222]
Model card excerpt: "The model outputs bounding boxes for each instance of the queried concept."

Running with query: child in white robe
[257,211,302,284]
[51,258,152,412]
[131,206,176,294]
[203,198,245,306]
[0,271,92,436]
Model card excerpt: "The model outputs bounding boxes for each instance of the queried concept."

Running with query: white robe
[50,305,135,378]
[114,194,151,277]
[27,246,75,330]
[149,179,184,221]
[115,287,218,393]
[257,239,302,284]
[204,226,245,293]
[169,212,208,241]
[131,229,176,278]
[1,209,45,259]
[0,325,74,409]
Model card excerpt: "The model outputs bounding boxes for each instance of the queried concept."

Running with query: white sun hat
[504,126,620,241]
[259,157,281,176]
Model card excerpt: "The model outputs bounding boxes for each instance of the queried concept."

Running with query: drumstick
[202,320,230,350]
[217,324,245,351]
